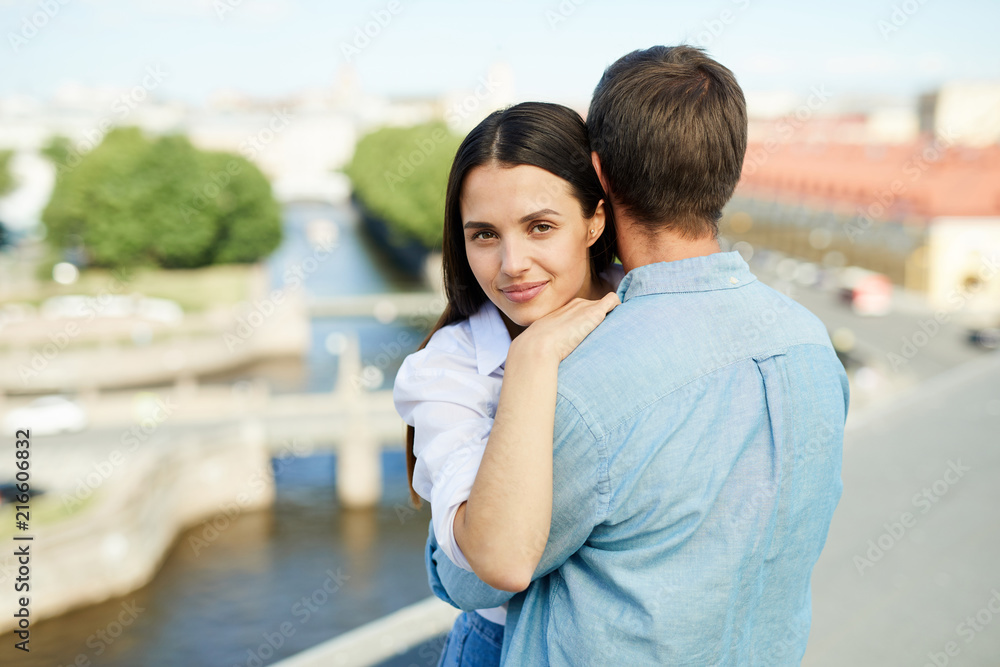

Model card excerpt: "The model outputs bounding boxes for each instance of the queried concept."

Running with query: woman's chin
[491,301,542,332]
[502,309,537,328]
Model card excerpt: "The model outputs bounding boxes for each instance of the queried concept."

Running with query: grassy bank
[3,263,255,313]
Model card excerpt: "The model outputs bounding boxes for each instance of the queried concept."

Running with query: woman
[393,102,622,666]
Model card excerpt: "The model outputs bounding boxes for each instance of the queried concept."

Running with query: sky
[1,0,999,107]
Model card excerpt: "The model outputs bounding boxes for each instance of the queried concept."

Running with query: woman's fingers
[557,294,621,355]
[520,291,622,361]
[600,291,621,312]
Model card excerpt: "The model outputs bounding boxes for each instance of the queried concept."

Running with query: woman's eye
[532,223,552,233]
[471,231,497,240]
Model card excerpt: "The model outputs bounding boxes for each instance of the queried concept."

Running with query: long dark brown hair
[405,101,617,506]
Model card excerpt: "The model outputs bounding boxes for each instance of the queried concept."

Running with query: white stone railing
[273,596,459,667]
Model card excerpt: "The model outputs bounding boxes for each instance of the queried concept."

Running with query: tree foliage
[40,135,73,166]
[0,149,16,197]
[344,122,462,248]
[41,127,282,268]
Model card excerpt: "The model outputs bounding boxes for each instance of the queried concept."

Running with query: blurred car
[41,294,183,324]
[792,261,822,288]
[41,294,136,319]
[967,327,1000,350]
[837,267,892,316]
[137,297,183,325]
[0,482,44,508]
[2,395,88,436]
[40,295,92,319]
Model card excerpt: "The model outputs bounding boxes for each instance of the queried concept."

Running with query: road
[747,254,994,417]
[804,347,1000,665]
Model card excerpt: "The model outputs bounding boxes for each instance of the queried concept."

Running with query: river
[3,202,443,667]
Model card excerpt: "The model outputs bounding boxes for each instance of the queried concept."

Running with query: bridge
[306,291,444,321]
[2,333,411,508]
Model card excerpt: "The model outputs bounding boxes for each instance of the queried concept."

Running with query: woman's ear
[586,199,607,248]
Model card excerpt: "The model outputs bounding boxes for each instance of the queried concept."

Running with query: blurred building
[441,62,517,132]
[728,139,1000,315]
[0,62,521,228]
[919,81,1000,148]
[727,83,1000,316]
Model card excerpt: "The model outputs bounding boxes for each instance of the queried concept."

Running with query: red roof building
[724,137,1000,314]
[737,138,1000,221]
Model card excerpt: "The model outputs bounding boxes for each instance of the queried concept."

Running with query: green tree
[42,127,282,268]
[345,123,462,248]
[40,135,73,167]
[0,149,16,196]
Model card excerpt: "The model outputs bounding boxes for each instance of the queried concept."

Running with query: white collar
[467,300,512,376]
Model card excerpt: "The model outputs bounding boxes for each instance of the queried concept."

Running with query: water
[1,201,442,666]
[267,200,422,297]
[7,453,434,667]
[205,201,427,394]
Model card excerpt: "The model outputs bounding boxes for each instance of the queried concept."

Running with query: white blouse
[393,265,625,625]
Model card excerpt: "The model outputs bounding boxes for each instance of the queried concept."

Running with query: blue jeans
[437,611,504,667]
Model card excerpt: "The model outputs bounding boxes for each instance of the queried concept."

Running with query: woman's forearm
[454,336,558,592]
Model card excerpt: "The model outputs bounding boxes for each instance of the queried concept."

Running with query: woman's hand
[513,291,621,362]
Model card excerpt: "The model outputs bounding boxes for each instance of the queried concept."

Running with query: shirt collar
[615,251,757,302]
[467,299,512,376]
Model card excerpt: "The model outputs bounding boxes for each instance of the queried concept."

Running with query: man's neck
[616,216,722,274]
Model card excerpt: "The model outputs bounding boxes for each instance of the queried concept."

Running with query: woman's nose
[500,238,531,275]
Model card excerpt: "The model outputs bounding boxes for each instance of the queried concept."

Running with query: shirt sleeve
[393,343,500,572]
[530,391,607,579]
[425,520,516,612]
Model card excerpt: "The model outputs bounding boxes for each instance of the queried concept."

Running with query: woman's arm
[425,521,516,612]
[453,292,619,592]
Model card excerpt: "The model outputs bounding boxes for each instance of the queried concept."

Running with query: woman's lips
[500,281,548,304]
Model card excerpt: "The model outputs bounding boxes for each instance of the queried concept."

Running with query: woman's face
[460,163,605,333]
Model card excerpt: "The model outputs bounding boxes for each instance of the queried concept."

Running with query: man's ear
[591,151,610,194]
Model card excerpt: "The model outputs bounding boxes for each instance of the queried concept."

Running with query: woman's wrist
[508,331,562,367]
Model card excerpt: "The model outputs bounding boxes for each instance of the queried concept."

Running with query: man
[426,45,849,665]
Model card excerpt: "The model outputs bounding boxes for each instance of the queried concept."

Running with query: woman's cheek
[466,247,491,287]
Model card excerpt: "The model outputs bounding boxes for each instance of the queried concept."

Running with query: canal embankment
[0,421,273,634]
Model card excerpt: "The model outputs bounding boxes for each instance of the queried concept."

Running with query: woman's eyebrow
[518,208,560,223]
[463,209,561,229]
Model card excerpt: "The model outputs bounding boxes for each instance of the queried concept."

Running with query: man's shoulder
[748,279,831,338]
[555,279,838,419]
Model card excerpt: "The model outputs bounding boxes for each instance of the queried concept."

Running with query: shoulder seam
[555,389,612,521]
[598,341,837,436]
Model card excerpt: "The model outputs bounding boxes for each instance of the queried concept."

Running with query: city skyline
[2,0,999,107]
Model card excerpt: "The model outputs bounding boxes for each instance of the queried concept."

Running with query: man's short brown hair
[587,45,747,239]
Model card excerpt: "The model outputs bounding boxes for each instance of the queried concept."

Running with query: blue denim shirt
[426,251,849,665]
